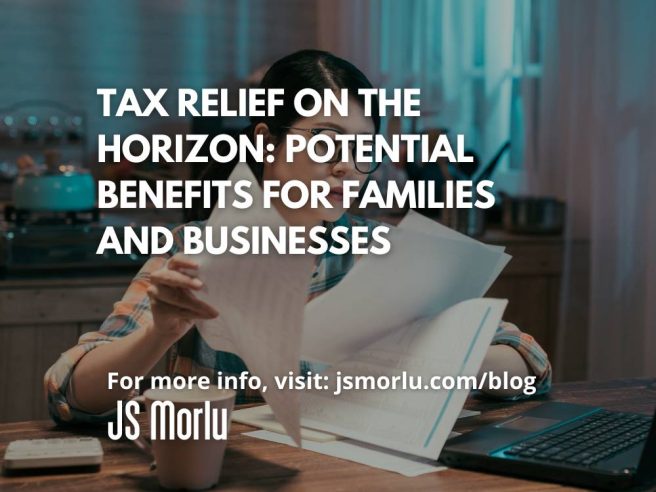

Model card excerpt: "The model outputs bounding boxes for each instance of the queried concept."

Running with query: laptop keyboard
[502,410,652,467]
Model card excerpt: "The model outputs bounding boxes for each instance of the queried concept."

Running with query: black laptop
[440,402,656,490]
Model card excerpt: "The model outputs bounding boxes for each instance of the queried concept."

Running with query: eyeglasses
[281,126,380,175]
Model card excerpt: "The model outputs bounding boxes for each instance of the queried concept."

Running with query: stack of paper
[300,297,507,459]
[297,211,510,459]
[243,429,447,477]
[195,165,511,459]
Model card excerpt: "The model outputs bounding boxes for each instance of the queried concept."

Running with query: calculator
[3,437,103,471]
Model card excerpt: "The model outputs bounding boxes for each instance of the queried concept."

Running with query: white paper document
[301,211,511,365]
[244,430,447,477]
[232,404,479,443]
[300,298,508,459]
[195,165,315,444]
[397,211,510,294]
[233,404,340,442]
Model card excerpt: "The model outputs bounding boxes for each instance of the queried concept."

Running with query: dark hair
[190,50,378,220]
[251,49,380,139]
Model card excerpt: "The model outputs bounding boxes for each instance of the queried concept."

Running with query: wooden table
[1,379,654,491]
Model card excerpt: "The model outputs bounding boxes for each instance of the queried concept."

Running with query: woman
[45,50,551,424]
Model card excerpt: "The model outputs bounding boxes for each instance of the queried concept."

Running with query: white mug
[138,387,236,490]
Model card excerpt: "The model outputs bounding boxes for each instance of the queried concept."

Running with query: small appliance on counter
[442,141,511,237]
[12,150,96,212]
[501,194,566,235]
[0,151,162,277]
[0,208,154,277]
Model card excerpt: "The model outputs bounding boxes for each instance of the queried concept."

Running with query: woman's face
[258,96,375,227]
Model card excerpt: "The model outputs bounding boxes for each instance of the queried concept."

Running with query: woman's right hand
[147,253,219,340]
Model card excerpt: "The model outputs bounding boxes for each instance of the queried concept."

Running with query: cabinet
[483,232,564,367]
[0,277,162,423]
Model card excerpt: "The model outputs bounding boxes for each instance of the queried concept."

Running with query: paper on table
[232,404,479,443]
[195,164,315,444]
[244,430,447,477]
[397,211,511,294]
[301,215,509,364]
[300,298,508,459]
[232,405,340,442]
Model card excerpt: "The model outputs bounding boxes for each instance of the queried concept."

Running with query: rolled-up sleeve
[44,332,125,424]
[43,257,164,424]
[490,320,552,397]
[44,222,204,424]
